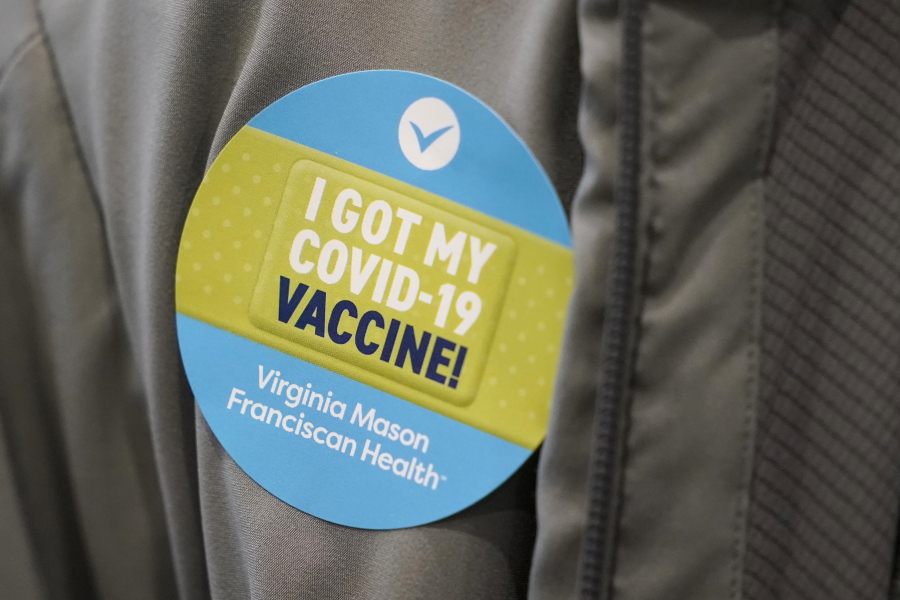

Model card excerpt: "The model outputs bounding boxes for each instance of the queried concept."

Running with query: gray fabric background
[2,1,830,599]
[0,1,587,598]
[745,1,900,598]
[533,1,778,599]
[529,0,618,597]
[609,1,774,598]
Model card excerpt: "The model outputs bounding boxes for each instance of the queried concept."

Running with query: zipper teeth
[580,0,643,598]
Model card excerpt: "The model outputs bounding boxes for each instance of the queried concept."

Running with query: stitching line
[25,4,190,597]
[728,1,781,599]
[0,31,41,91]
[30,0,109,237]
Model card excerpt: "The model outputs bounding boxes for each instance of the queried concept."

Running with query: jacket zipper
[579,1,644,598]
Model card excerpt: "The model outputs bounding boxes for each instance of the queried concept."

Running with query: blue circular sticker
[176,70,573,529]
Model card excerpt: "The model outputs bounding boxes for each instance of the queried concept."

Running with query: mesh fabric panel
[744,1,900,599]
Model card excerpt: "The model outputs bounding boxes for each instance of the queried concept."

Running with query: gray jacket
[1,0,897,599]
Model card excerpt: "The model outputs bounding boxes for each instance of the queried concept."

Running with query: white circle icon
[398,97,460,171]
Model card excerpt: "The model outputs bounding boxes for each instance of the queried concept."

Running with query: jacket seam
[30,0,109,238]
[0,31,41,92]
[727,1,781,599]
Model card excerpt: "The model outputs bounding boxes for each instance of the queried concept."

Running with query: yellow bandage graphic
[176,127,572,449]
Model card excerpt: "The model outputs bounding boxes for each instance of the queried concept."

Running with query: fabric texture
[0,0,584,598]
[744,1,900,599]
[590,1,775,600]
[4,0,900,599]
[533,1,778,600]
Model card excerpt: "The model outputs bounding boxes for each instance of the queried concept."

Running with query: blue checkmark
[409,121,454,152]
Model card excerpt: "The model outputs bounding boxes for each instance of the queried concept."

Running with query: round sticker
[175,70,573,529]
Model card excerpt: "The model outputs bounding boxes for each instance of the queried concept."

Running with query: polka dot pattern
[175,127,572,450]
